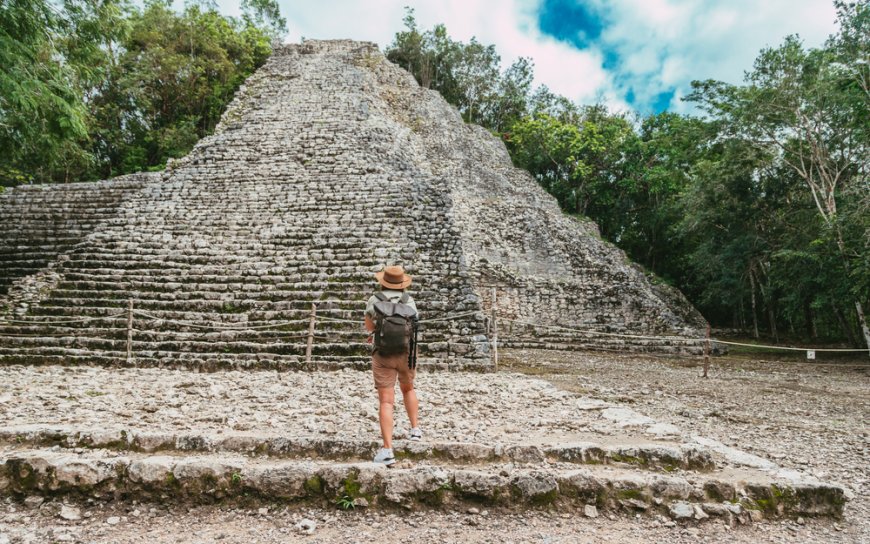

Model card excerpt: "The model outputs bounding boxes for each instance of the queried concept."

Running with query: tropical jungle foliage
[0,0,283,185]
[387,3,869,346]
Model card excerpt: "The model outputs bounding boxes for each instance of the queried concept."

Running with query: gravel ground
[0,364,684,447]
[0,500,854,544]
[0,349,866,543]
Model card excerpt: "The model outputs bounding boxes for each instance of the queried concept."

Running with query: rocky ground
[0,363,686,447]
[0,349,866,543]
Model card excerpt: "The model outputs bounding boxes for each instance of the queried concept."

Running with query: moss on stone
[609,453,646,466]
[165,471,180,488]
[304,475,323,496]
[615,488,645,501]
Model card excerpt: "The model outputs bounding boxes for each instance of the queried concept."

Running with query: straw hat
[375,265,412,289]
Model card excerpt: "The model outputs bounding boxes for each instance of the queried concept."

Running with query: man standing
[364,265,422,466]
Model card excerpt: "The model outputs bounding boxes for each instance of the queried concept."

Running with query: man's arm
[364,314,375,332]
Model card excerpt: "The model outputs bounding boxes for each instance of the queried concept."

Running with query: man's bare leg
[377,387,395,449]
[400,382,418,429]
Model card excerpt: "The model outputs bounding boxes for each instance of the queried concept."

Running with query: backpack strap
[374,292,389,302]
[399,292,410,304]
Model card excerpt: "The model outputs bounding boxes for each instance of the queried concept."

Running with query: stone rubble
[58,505,81,521]
[295,518,317,535]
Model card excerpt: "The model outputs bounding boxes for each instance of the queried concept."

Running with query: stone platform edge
[0,450,846,521]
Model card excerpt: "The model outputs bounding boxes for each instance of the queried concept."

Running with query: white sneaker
[373,447,395,466]
[409,427,422,441]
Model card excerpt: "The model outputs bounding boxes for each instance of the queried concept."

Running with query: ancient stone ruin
[0,40,848,523]
[0,40,705,368]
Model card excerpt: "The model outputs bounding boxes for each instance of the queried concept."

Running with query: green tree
[484,57,534,132]
[688,1,870,349]
[89,0,273,177]
[241,0,287,39]
[0,0,128,185]
[506,107,636,219]
[385,10,527,126]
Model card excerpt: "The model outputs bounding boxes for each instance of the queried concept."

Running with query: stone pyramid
[0,40,705,368]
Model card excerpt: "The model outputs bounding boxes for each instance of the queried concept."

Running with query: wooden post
[305,303,317,365]
[126,299,133,364]
[702,323,711,378]
[491,287,498,370]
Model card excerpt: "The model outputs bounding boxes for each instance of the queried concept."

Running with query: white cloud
[239,0,616,106]
[589,0,838,112]
[210,0,839,113]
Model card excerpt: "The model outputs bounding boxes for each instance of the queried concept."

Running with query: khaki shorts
[372,350,415,390]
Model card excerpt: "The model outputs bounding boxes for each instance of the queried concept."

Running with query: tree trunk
[832,227,870,354]
[749,271,759,339]
[803,300,816,339]
[833,304,859,347]
[855,301,870,357]
[768,307,779,343]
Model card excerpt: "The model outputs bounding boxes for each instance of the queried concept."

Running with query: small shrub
[335,494,355,510]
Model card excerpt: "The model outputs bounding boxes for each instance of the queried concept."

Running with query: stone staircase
[0,173,156,297]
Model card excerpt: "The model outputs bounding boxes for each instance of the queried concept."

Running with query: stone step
[45,288,410,302]
[33,297,373,312]
[0,337,484,360]
[0,425,716,472]
[0,447,846,517]
[0,250,80,261]
[0,214,121,225]
[54,272,459,287]
[0,338,371,357]
[61,249,388,259]
[58,271,383,284]
[2,303,460,320]
[0,352,487,370]
[45,287,420,300]
[22,298,478,314]
[502,334,701,347]
[52,263,394,276]
[55,279,385,291]
[57,260,389,272]
[31,296,466,320]
[1,266,53,278]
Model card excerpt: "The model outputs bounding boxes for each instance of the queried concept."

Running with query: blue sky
[205,0,839,114]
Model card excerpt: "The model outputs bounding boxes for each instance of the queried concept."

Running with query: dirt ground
[0,349,867,543]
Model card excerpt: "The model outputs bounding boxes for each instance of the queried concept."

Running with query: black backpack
[372,292,419,368]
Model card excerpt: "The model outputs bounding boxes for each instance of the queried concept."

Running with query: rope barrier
[132,310,308,331]
[317,311,482,325]
[710,338,869,353]
[316,315,363,324]
[419,311,482,324]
